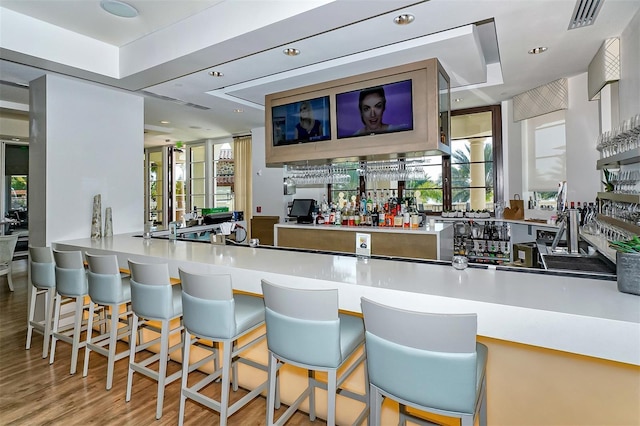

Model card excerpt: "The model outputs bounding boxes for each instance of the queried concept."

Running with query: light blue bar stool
[126,259,183,420]
[25,246,56,359]
[177,268,268,426]
[261,279,368,426]
[49,249,91,375]
[360,297,488,426]
[82,253,133,390]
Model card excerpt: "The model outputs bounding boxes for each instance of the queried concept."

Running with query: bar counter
[54,233,639,365]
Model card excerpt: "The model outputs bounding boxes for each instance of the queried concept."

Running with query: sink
[540,253,616,276]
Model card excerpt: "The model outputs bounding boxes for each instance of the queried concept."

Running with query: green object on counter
[202,207,229,215]
[609,236,640,253]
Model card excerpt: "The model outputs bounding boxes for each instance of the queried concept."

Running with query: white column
[29,74,144,246]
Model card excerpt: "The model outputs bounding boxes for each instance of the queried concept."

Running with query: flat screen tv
[271,96,331,146]
[288,198,315,224]
[336,79,413,139]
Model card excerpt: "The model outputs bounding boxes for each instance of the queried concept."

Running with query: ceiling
[0,0,638,147]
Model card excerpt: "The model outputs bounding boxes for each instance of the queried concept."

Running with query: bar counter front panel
[53,234,640,425]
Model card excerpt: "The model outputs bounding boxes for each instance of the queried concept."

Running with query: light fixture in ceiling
[12,138,21,141]
[209,71,224,77]
[100,0,139,18]
[393,14,415,25]
[160,120,170,124]
[453,98,463,103]
[283,48,300,57]
[528,46,548,54]
[234,109,244,113]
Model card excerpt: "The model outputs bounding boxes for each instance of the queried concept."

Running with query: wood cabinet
[265,58,450,166]
[250,216,280,246]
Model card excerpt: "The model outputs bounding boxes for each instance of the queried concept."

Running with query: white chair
[126,259,183,420]
[360,297,488,426]
[0,234,19,291]
[83,253,133,390]
[49,249,92,375]
[25,246,57,358]
[261,279,368,426]
[177,268,268,426]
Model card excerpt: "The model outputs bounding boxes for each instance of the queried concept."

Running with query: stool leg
[105,305,120,390]
[220,340,233,426]
[43,288,55,359]
[266,352,278,425]
[231,340,239,392]
[7,264,14,291]
[326,370,337,426]
[25,286,37,350]
[49,294,62,365]
[308,370,316,421]
[155,319,169,419]
[69,296,85,375]
[125,314,139,403]
[370,384,383,426]
[83,301,96,378]
[178,330,192,426]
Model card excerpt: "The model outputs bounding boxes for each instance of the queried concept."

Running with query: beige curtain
[234,135,252,239]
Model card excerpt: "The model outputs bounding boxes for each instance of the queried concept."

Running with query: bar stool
[0,234,18,291]
[360,297,488,426]
[260,279,368,426]
[177,268,268,426]
[83,253,133,390]
[25,246,56,358]
[126,259,183,420]
[49,249,91,375]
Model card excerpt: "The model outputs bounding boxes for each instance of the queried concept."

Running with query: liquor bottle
[371,206,379,227]
[360,192,367,214]
[316,211,325,225]
[334,206,341,226]
[366,192,373,213]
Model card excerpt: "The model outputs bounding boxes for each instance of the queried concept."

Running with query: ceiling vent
[568,0,604,30]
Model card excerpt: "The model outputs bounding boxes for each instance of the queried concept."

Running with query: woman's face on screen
[360,93,385,131]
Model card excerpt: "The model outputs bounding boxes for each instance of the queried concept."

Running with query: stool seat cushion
[234,293,266,333]
[339,313,365,359]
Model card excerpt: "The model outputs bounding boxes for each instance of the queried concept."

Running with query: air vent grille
[568,0,604,30]
[139,90,210,110]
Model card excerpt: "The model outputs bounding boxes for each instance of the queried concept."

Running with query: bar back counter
[54,233,640,425]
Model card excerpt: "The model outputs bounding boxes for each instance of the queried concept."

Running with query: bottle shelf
[597,214,640,236]
[597,192,640,203]
[596,148,640,169]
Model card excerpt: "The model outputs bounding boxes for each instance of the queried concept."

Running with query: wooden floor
[0,260,323,426]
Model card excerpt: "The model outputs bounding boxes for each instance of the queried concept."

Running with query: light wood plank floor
[0,260,323,426]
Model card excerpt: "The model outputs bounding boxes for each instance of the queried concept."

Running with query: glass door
[145,148,165,226]
[2,142,29,236]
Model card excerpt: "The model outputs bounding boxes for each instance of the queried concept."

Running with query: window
[523,110,566,208]
[187,144,206,214]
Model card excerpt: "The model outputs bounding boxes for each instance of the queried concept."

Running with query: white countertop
[55,233,640,365]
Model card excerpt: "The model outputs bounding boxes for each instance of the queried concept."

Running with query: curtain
[234,135,252,239]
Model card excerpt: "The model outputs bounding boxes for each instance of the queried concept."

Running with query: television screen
[336,79,413,139]
[272,96,331,146]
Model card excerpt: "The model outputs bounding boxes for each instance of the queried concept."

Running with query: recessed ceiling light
[528,46,548,54]
[234,109,244,113]
[393,14,415,25]
[208,71,224,77]
[12,138,20,141]
[100,0,138,18]
[453,98,463,103]
[283,48,300,57]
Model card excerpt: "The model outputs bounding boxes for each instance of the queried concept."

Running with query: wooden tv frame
[265,58,450,166]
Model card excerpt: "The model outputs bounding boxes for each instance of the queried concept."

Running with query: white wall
[250,127,285,220]
[29,74,144,246]
[503,72,600,206]
[619,8,640,119]
[565,72,601,203]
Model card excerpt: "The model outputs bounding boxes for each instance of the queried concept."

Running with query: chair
[126,259,184,420]
[177,268,268,426]
[360,297,488,426]
[0,234,19,291]
[25,246,57,358]
[49,249,92,375]
[83,253,134,390]
[260,279,368,426]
